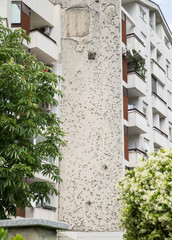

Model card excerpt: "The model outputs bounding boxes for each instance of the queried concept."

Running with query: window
[36,193,56,210]
[157,50,162,65]
[11,1,30,35]
[122,12,126,21]
[157,82,163,98]
[166,60,171,79]
[169,123,172,141]
[144,138,150,153]
[128,104,135,110]
[11,1,21,24]
[141,32,146,43]
[143,102,148,117]
[152,76,164,98]
[31,134,55,164]
[164,37,170,49]
[168,91,172,109]
[140,8,145,21]
[149,17,153,28]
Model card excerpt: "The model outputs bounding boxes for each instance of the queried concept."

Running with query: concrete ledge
[0,218,69,230]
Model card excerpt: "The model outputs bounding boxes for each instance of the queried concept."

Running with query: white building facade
[1,0,172,239]
[122,0,172,171]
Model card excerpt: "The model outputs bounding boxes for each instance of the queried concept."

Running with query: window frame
[11,1,22,26]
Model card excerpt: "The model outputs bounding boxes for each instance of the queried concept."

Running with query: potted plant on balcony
[127,49,147,80]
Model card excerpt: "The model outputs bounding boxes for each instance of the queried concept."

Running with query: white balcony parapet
[151,59,165,85]
[128,109,147,135]
[152,92,167,117]
[126,33,146,59]
[28,30,58,64]
[23,0,55,26]
[153,126,168,148]
[127,71,147,97]
[129,149,146,167]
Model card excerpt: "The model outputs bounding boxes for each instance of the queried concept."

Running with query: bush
[117,148,172,240]
[0,228,24,240]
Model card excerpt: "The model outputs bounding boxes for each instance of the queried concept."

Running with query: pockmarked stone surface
[58,0,123,232]
[66,7,90,37]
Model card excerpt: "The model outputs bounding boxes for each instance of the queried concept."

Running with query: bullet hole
[103,164,108,170]
[95,0,99,2]
[86,201,91,205]
[88,52,96,60]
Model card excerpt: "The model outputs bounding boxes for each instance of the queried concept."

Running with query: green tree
[117,148,172,240]
[0,20,65,219]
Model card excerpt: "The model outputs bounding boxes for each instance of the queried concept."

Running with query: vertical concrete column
[58,0,123,232]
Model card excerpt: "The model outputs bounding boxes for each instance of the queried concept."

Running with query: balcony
[128,109,147,135]
[126,33,146,59]
[127,71,147,97]
[129,149,146,167]
[152,92,167,117]
[153,126,168,148]
[151,59,165,85]
[27,30,58,64]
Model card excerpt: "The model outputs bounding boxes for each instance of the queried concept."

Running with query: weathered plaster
[58,0,123,232]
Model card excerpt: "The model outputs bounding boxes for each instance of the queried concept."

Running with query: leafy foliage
[127,49,147,80]
[0,228,24,240]
[0,228,7,240]
[0,20,65,218]
[117,148,172,240]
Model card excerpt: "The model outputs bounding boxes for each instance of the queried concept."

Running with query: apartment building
[122,0,172,170]
[1,0,172,240]
[0,0,62,222]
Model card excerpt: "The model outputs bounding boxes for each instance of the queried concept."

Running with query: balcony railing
[153,126,168,138]
[126,33,146,59]
[153,126,168,148]
[128,148,146,167]
[128,108,147,135]
[128,108,146,118]
[152,92,167,117]
[27,29,58,64]
[128,148,147,155]
[127,70,147,97]
[151,59,165,84]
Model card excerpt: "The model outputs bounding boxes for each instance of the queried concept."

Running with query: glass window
[164,37,170,49]
[157,82,163,98]
[12,2,21,24]
[169,123,172,141]
[128,104,135,110]
[31,134,55,164]
[141,32,146,43]
[166,60,170,79]
[140,8,145,21]
[149,17,153,28]
[168,91,172,108]
[144,138,150,152]
[152,76,157,93]
[143,102,148,117]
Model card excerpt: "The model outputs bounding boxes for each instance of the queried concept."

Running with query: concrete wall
[57,0,123,232]
[7,228,57,240]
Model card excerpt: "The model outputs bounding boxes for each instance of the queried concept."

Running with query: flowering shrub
[117,148,172,240]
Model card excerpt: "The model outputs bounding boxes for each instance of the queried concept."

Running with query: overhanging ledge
[0,218,69,230]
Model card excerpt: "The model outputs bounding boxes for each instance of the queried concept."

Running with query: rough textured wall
[58,0,123,232]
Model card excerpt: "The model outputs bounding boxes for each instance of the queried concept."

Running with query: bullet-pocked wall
[57,0,123,232]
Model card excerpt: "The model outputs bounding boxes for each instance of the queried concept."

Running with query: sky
[153,0,172,32]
